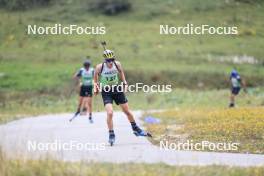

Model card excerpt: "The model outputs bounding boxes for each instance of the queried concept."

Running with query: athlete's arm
[72,72,78,80]
[73,69,82,80]
[72,69,82,89]
[115,61,128,92]
[115,61,127,85]
[94,64,102,94]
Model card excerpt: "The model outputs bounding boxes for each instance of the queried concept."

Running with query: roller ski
[133,125,152,137]
[108,131,115,146]
[69,110,80,122]
[88,116,93,123]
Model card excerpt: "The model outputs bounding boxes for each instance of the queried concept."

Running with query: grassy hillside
[0,1,264,174]
[0,0,264,121]
[1,0,264,89]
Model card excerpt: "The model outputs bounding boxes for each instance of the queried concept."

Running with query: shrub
[234,0,263,4]
[0,0,52,11]
[89,0,131,15]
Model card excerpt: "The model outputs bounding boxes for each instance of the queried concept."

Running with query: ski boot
[229,103,235,108]
[133,125,152,137]
[108,131,115,146]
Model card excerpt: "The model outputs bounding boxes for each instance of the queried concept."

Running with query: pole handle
[101,41,107,50]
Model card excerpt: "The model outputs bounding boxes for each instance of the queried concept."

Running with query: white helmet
[103,49,115,59]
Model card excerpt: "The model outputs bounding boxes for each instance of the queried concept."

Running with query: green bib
[99,63,119,86]
[81,68,94,86]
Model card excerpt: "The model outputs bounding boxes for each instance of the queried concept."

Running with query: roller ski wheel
[133,126,152,138]
[109,133,115,146]
[133,131,152,137]
[89,117,93,124]
[109,140,114,146]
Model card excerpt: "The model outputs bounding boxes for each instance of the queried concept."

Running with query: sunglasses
[105,58,115,62]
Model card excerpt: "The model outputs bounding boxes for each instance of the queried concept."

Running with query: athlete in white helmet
[94,49,151,146]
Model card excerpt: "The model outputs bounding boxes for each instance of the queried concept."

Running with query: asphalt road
[0,111,264,166]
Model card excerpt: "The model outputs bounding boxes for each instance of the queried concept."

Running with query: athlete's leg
[72,96,83,117]
[105,103,114,130]
[87,97,92,118]
[77,96,84,112]
[119,102,151,137]
[229,93,235,107]
[119,102,135,123]
[105,103,115,145]
[80,97,87,115]
[229,87,239,108]
[231,94,235,104]
[102,91,115,144]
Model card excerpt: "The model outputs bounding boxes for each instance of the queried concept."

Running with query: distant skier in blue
[229,69,246,107]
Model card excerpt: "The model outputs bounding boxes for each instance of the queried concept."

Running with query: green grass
[0,154,264,176]
[0,0,264,94]
[0,1,264,175]
[147,106,264,154]
[1,87,263,124]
